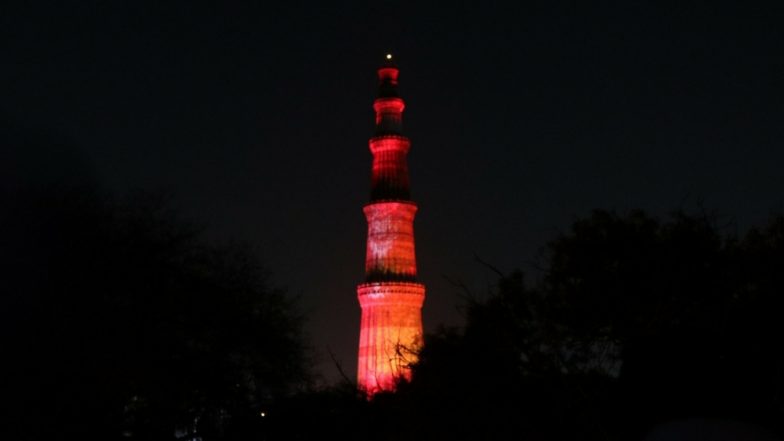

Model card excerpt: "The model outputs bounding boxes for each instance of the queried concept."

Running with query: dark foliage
[4,118,782,441]
[539,210,783,438]
[274,210,783,441]
[400,210,782,440]
[0,185,310,440]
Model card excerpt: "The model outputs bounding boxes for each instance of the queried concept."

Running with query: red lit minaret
[357,54,425,395]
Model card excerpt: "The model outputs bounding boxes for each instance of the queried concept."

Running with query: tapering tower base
[357,282,425,393]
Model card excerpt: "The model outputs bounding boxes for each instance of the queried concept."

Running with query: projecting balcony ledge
[373,97,405,112]
[369,134,410,143]
[357,282,426,308]
[357,280,425,289]
[363,199,417,209]
[369,136,411,154]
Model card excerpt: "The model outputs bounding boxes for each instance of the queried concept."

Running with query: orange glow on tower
[357,55,425,395]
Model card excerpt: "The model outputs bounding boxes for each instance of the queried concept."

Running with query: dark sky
[4,1,783,382]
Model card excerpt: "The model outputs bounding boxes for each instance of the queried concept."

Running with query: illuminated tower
[356,55,425,395]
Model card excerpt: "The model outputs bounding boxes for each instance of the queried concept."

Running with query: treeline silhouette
[3,124,782,440]
[1,185,310,440]
[269,210,784,441]
[4,184,784,440]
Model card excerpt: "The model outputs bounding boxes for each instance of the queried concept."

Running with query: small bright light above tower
[386,54,392,60]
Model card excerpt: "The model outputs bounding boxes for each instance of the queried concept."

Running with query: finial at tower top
[381,53,397,69]
[377,53,399,98]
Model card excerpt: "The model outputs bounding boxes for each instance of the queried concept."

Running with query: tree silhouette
[1,185,311,440]
[371,209,784,441]
[541,210,783,438]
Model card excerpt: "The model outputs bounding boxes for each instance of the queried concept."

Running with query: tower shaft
[357,57,425,394]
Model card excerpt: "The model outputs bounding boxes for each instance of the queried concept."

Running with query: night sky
[4,1,783,382]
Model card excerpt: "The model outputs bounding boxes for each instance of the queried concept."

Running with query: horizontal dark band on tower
[377,82,399,98]
[364,270,418,283]
[370,187,411,202]
[374,127,404,136]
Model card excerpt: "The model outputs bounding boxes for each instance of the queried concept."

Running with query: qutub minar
[356,54,425,394]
